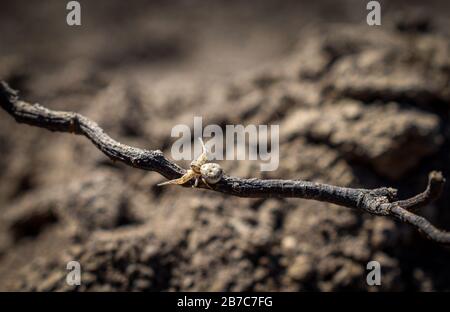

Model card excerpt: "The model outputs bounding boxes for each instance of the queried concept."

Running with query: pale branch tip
[0,80,449,244]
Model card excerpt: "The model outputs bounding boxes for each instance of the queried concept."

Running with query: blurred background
[1,0,450,291]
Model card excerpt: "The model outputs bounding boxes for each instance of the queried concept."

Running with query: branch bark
[1,81,448,244]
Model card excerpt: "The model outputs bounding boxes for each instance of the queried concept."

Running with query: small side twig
[0,81,448,244]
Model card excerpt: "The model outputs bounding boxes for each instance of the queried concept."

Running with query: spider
[157,138,223,188]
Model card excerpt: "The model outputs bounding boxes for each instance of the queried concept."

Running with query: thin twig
[1,81,448,244]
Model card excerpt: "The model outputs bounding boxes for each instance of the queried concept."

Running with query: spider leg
[195,137,209,166]
[201,177,214,190]
[157,170,196,186]
[193,177,199,188]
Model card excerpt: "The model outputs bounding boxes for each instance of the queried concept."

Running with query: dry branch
[1,81,449,244]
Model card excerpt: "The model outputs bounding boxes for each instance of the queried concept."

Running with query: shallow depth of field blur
[1,0,450,291]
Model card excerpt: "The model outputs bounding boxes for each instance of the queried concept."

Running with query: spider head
[190,160,201,174]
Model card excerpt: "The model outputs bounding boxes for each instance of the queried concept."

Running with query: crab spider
[157,138,223,189]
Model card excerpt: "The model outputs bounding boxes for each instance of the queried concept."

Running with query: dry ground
[1,0,450,291]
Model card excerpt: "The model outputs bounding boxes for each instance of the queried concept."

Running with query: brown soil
[1,0,450,291]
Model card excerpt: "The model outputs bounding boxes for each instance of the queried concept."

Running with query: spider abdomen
[200,163,223,184]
